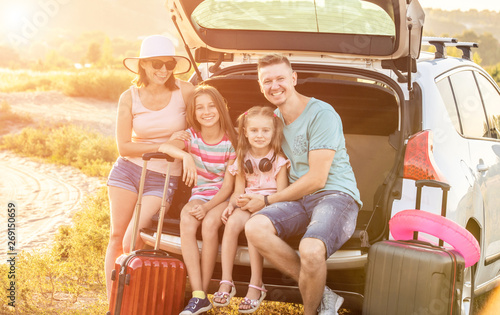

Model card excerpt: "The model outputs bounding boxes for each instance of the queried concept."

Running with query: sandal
[238,284,267,314]
[213,280,236,307]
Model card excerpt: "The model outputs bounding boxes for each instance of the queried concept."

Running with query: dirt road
[0,91,117,136]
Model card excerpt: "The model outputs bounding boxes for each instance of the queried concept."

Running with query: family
[105,35,361,315]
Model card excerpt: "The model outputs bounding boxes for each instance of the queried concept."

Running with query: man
[241,54,362,315]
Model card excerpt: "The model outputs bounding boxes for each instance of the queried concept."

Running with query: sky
[418,0,500,12]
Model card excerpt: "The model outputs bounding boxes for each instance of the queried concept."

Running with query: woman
[104,35,194,300]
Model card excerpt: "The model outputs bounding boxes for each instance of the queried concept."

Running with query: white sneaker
[317,286,344,315]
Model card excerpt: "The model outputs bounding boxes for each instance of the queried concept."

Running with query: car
[141,0,500,313]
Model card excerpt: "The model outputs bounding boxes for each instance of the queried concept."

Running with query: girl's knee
[201,220,221,240]
[202,214,222,229]
[225,218,245,234]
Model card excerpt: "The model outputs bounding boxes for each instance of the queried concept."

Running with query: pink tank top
[125,80,186,176]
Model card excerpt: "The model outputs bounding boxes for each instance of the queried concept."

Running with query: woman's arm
[115,90,162,157]
[179,80,195,105]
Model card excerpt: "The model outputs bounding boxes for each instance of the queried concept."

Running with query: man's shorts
[257,190,360,258]
[107,157,179,203]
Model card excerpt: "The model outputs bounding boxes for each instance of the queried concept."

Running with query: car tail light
[403,130,446,182]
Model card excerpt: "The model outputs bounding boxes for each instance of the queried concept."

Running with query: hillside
[424,8,500,41]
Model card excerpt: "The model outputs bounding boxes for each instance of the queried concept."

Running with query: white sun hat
[123,35,191,75]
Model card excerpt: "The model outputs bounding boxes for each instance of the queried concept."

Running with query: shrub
[0,101,33,134]
[0,68,134,102]
[62,69,133,101]
[0,124,118,177]
[0,188,110,314]
[0,69,65,92]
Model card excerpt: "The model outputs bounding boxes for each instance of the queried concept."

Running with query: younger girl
[213,106,289,313]
[158,85,237,315]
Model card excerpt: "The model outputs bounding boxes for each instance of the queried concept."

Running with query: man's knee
[245,214,275,242]
[299,238,327,267]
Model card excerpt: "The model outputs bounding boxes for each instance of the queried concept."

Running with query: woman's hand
[189,204,207,221]
[170,130,191,143]
[182,155,197,187]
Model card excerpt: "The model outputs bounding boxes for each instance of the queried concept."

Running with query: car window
[449,71,489,138]
[191,0,396,36]
[436,77,462,134]
[475,73,500,139]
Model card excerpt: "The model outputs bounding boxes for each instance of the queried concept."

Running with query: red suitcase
[108,152,186,315]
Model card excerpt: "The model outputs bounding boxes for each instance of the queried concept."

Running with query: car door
[448,69,500,288]
[471,72,500,268]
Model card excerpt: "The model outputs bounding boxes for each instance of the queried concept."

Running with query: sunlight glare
[3,3,32,30]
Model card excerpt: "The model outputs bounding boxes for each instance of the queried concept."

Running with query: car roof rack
[422,37,479,60]
[449,42,479,61]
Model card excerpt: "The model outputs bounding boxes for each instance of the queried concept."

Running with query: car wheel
[461,264,475,315]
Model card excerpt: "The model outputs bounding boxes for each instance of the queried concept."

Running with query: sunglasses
[148,59,177,70]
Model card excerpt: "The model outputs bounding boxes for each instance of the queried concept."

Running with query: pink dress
[228,149,289,196]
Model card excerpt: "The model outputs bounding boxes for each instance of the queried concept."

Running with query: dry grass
[0,68,133,101]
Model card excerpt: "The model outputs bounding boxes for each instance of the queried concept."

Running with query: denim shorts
[257,190,360,258]
[107,157,179,203]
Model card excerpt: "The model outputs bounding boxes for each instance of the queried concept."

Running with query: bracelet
[264,195,270,206]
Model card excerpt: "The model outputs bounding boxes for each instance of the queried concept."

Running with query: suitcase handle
[130,153,173,252]
[414,180,450,246]
[415,180,450,191]
[142,152,175,162]
[133,249,169,256]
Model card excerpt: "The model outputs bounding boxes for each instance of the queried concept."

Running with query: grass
[0,187,110,314]
[0,68,134,101]
[0,67,194,102]
[0,124,118,177]
[0,100,33,134]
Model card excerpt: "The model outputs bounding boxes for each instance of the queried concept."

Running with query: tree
[98,37,114,67]
[45,50,71,70]
[85,42,101,65]
[0,46,21,68]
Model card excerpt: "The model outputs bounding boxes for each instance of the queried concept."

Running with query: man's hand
[239,194,266,213]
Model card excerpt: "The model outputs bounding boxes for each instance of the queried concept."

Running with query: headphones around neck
[244,154,276,174]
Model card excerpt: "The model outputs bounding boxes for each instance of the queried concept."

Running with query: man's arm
[240,149,335,212]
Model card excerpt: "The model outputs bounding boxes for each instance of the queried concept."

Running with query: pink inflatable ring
[389,210,480,268]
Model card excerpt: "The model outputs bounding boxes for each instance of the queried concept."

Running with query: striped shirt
[184,127,236,198]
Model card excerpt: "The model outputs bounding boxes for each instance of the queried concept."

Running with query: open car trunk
[141,65,403,305]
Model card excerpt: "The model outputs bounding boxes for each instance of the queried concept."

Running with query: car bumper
[140,231,367,270]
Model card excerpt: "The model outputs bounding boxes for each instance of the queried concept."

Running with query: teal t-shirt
[275,98,362,207]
